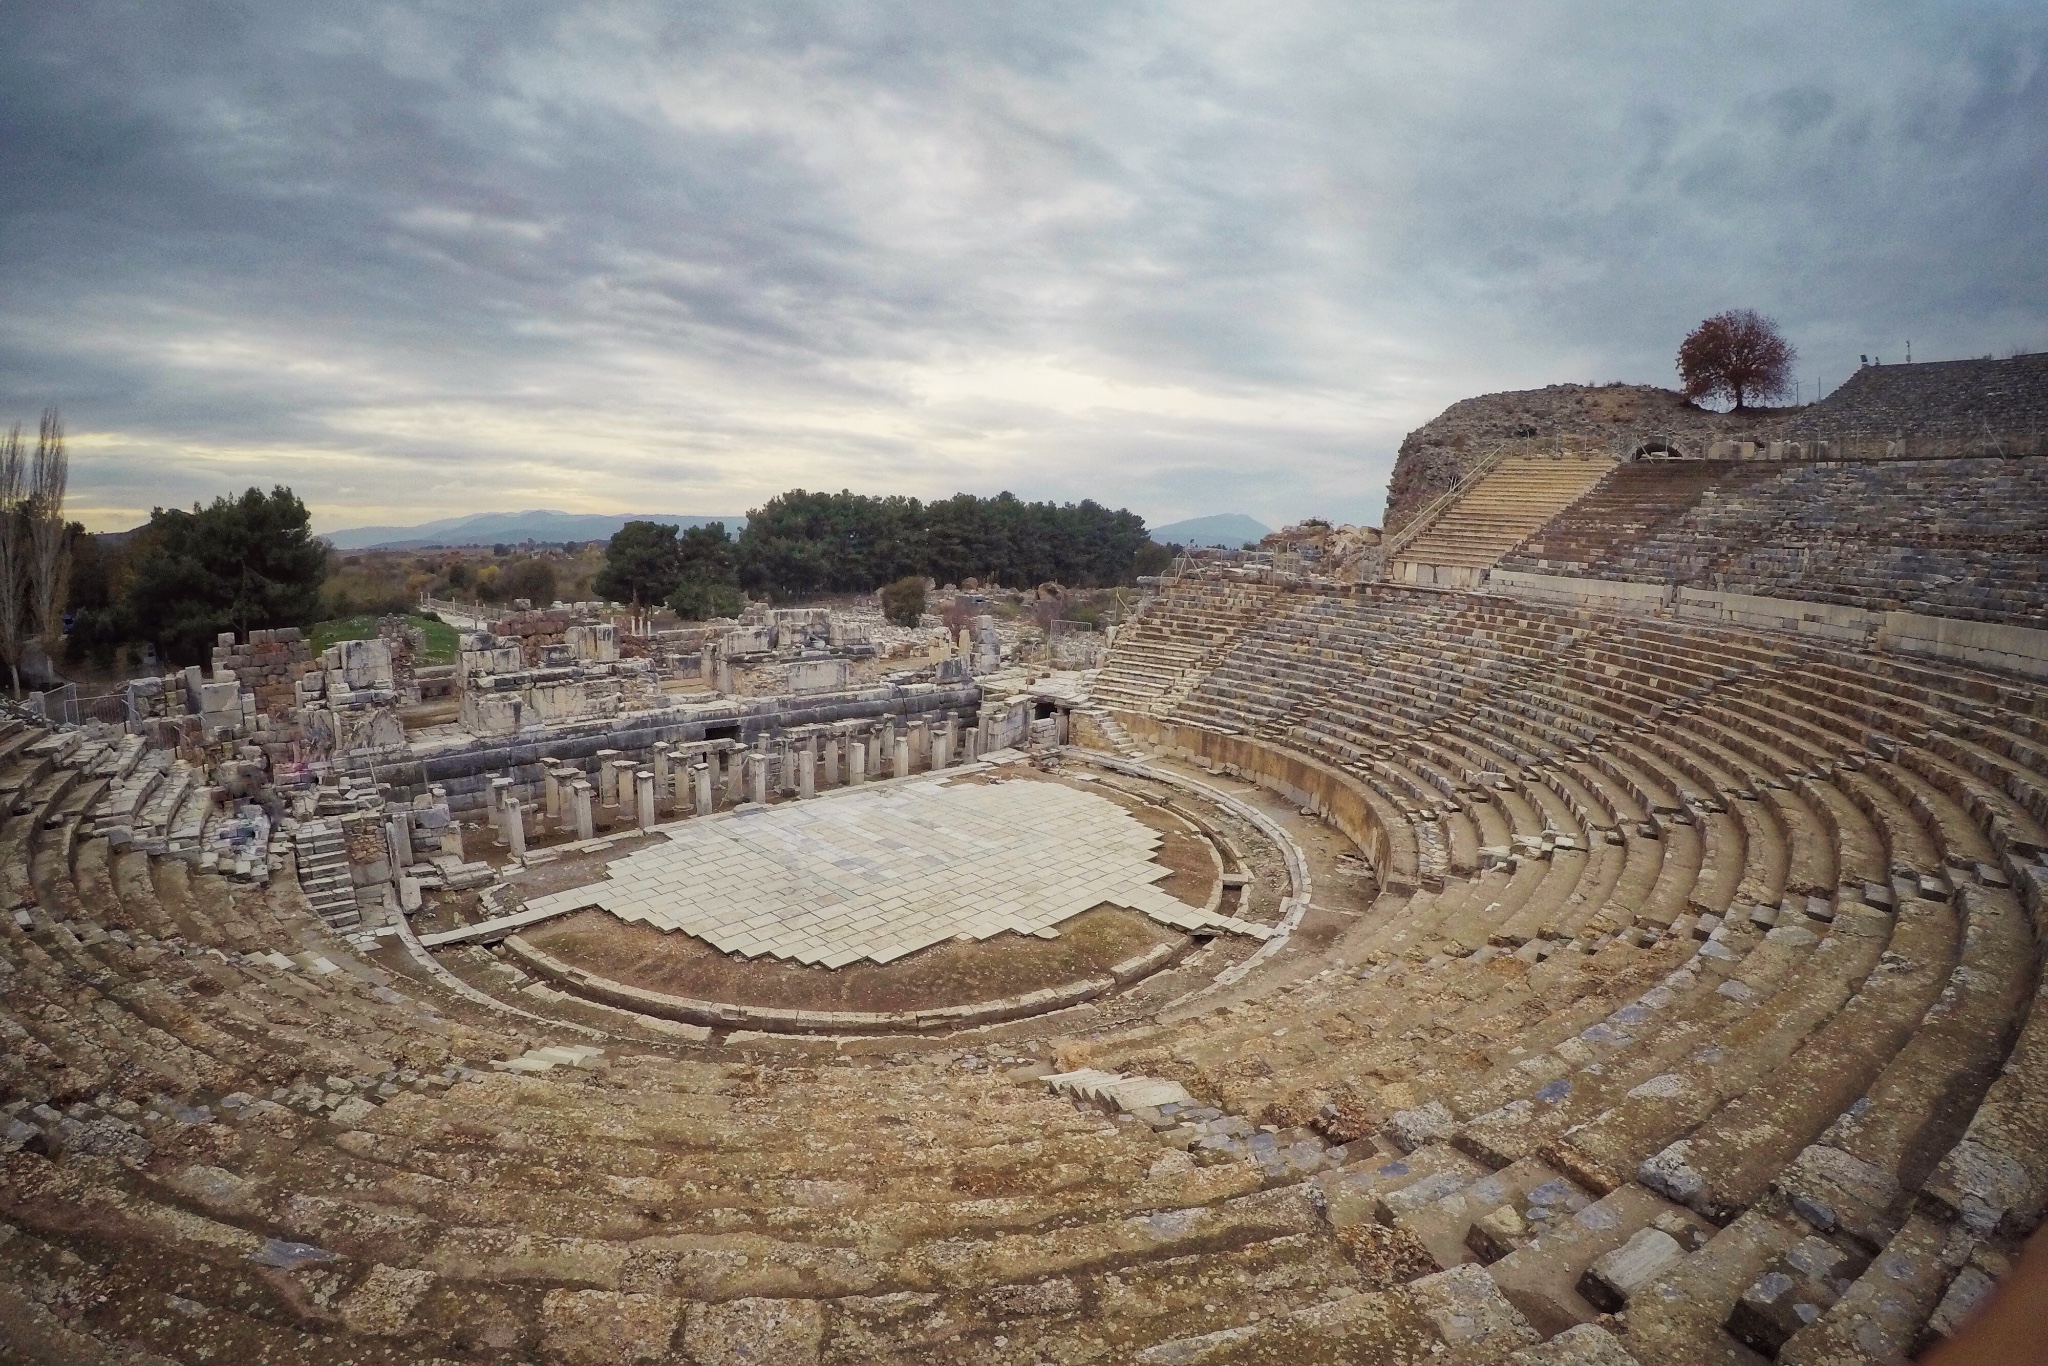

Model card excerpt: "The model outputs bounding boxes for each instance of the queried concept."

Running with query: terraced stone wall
[1786,353,2048,437]
[1118,712,1407,890]
[1494,453,2048,649]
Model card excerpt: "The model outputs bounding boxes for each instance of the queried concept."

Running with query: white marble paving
[521,774,1271,966]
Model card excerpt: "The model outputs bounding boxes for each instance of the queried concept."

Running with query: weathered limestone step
[490,1043,606,1074]
[1485,1181,1715,1335]
[1132,1264,1539,1364]
[1044,1068,1195,1112]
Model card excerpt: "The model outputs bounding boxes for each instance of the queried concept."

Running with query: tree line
[596,489,1167,614]
[69,486,327,669]
[63,483,1168,668]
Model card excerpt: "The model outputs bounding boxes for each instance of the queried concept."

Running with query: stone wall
[376,614,423,698]
[487,609,575,667]
[1114,713,1410,891]
[1489,569,2048,678]
[1785,353,2048,438]
[210,627,317,719]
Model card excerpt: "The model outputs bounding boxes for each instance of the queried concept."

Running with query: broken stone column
[908,721,926,772]
[746,753,768,806]
[866,731,884,780]
[822,735,839,787]
[893,734,910,779]
[490,777,517,846]
[386,812,414,871]
[975,614,1000,672]
[693,762,713,817]
[570,780,596,841]
[595,748,622,806]
[965,725,981,763]
[798,749,816,799]
[503,798,527,858]
[543,766,567,822]
[636,769,657,831]
[933,731,951,770]
[652,743,672,802]
[610,759,638,818]
[946,713,961,754]
[848,737,867,785]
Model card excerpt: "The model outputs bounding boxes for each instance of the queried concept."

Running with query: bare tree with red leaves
[1677,310,1796,410]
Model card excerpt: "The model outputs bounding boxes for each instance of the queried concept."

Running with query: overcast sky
[4,2,2044,534]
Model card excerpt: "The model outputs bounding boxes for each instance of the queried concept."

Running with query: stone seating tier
[1502,454,2048,629]
[0,565,2045,1361]
[1081,574,2046,1356]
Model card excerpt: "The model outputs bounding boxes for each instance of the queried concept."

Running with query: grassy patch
[309,613,460,664]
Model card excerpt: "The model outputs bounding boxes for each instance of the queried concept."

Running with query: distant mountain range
[321,509,748,550]
[1148,513,1271,548]
[325,507,1264,552]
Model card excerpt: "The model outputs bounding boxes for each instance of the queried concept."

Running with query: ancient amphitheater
[4,356,2046,1364]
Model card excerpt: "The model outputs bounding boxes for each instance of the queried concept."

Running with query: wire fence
[28,682,130,727]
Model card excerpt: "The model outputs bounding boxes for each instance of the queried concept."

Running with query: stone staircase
[1391,453,1617,589]
[291,820,362,929]
[1078,707,1147,759]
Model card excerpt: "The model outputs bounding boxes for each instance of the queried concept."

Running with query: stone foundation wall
[1490,570,2048,678]
[488,609,575,667]
[1115,713,1410,890]
[211,628,316,718]
[377,614,423,696]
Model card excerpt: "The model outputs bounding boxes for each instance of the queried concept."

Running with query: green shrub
[878,576,927,627]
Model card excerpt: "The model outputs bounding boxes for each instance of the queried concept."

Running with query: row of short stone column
[479,707,1004,854]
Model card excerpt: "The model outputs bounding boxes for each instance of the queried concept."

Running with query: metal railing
[1382,443,1514,560]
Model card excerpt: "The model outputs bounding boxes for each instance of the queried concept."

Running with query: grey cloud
[2,0,2043,534]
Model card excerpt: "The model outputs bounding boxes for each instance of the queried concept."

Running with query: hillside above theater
[1384,383,1789,534]
[1386,354,2048,535]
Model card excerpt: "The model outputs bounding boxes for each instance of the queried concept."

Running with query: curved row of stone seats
[0,1040,1563,1361]
[1087,577,1284,714]
[1503,459,1746,578]
[1138,847,1982,1351]
[3,845,525,1125]
[0,732,1540,1360]
[0,720,1562,1362]
[1082,574,2047,1356]
[1503,454,2048,629]
[1786,353,2048,439]
[2,551,2044,1363]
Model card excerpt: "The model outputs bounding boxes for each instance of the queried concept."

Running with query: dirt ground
[526,903,1183,1013]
